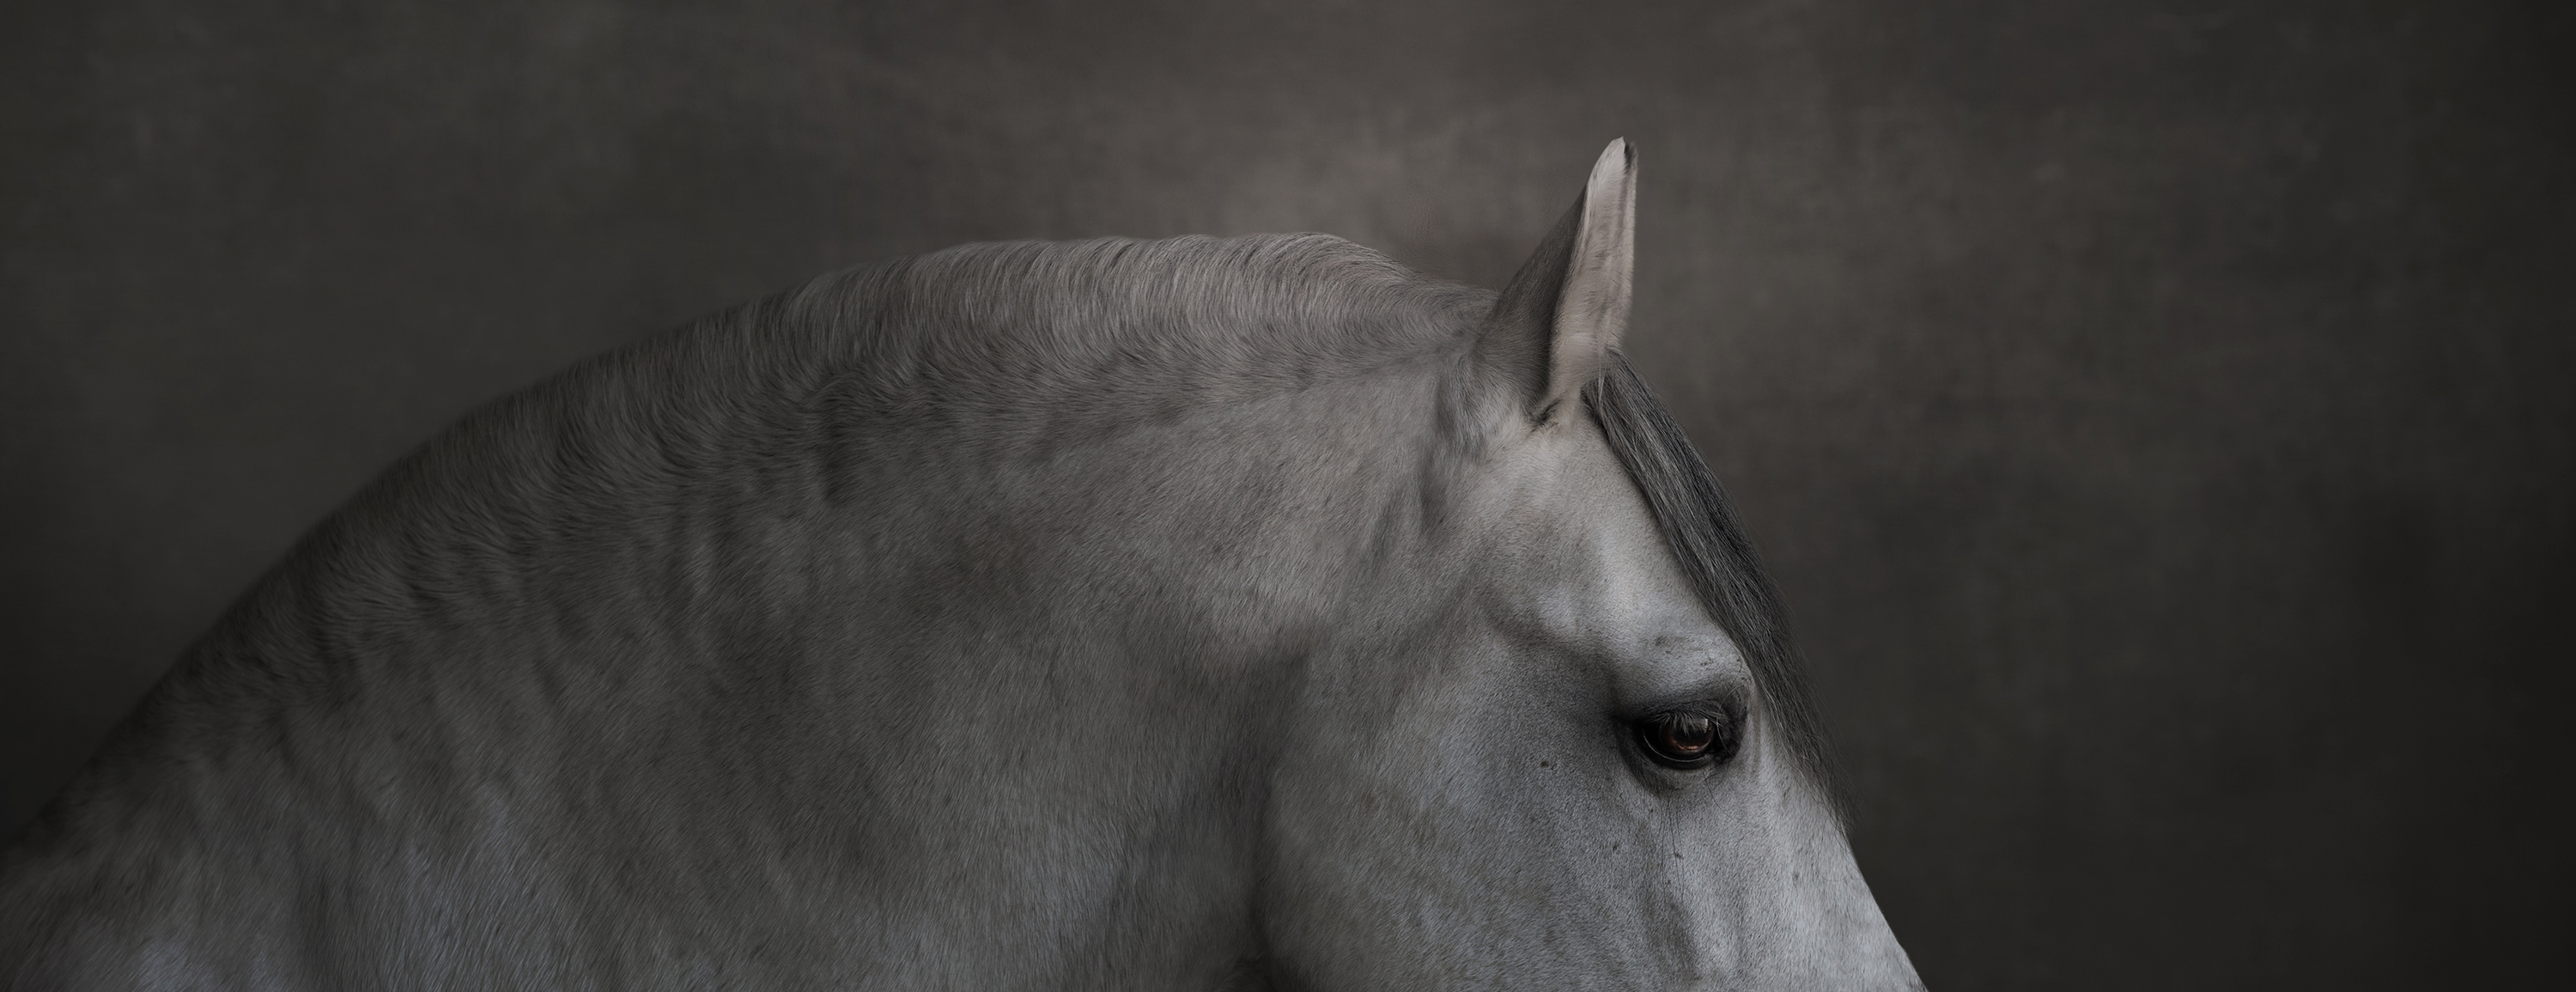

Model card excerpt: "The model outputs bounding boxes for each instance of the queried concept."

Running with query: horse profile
[1,142,1923,989]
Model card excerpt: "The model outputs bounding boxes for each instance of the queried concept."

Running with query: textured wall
[3,1,2567,987]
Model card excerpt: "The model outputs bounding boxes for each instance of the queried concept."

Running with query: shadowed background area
[3,0,2568,986]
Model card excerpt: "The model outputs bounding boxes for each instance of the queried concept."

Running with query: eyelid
[1628,685,1750,724]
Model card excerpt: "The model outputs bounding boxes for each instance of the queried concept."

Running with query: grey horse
[0,141,1923,990]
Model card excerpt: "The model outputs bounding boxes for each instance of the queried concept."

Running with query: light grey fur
[1,143,1919,989]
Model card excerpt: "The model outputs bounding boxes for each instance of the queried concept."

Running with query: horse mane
[763,234,1497,447]
[139,234,1492,729]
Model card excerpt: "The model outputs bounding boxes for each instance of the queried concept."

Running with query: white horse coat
[1,142,1922,990]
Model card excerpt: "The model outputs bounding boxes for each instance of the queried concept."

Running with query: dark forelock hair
[1586,358,1842,819]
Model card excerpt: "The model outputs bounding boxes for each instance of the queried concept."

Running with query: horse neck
[21,345,1475,982]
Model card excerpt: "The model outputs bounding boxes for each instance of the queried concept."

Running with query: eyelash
[1633,707,1741,770]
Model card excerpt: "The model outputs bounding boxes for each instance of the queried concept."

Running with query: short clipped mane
[765,234,1495,440]
[138,234,1492,746]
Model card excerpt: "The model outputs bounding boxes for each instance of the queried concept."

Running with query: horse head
[1246,141,1923,990]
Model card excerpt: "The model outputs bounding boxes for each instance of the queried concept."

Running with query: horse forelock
[1586,358,1844,822]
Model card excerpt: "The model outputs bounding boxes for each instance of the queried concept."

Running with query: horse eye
[1637,710,1732,770]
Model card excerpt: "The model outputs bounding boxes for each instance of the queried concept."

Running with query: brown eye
[1638,710,1732,770]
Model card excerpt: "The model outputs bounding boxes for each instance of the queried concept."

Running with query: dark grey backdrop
[4,1,2568,987]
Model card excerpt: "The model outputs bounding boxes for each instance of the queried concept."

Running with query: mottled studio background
[3,0,2569,987]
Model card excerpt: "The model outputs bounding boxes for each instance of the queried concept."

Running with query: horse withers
[1,141,1923,989]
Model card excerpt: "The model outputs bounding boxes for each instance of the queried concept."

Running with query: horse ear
[1480,138,1637,423]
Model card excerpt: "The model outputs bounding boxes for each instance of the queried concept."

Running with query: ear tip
[1592,138,1637,182]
